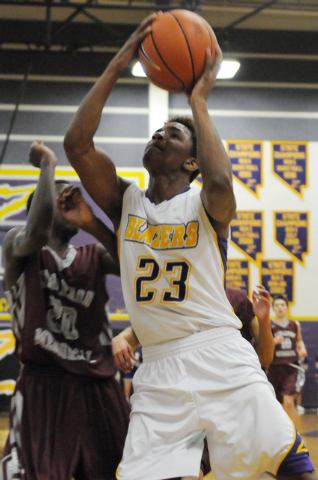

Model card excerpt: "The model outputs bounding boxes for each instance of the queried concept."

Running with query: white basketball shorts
[116,327,295,480]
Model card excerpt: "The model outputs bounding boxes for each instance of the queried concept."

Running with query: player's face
[143,122,194,174]
[273,299,288,318]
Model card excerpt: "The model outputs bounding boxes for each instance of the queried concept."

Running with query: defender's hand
[57,185,94,228]
[28,141,57,169]
[252,285,271,324]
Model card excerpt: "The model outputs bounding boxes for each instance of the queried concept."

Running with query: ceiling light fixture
[217,60,241,79]
[132,60,241,80]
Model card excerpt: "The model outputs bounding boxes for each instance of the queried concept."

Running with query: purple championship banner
[230,211,263,263]
[260,259,294,304]
[274,211,309,265]
[226,140,263,197]
[226,259,250,294]
[271,141,308,197]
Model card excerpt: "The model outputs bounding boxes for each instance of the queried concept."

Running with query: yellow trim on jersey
[116,232,121,261]
[275,420,296,475]
[214,231,243,329]
[115,460,122,480]
[296,438,309,454]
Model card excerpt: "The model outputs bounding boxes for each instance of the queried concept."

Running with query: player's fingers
[123,351,134,369]
[128,346,137,362]
[137,12,157,32]
[115,354,130,373]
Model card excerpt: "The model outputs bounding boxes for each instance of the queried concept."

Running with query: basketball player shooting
[64,13,317,480]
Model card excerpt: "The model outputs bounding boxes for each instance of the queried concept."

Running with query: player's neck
[275,314,288,324]
[47,236,71,260]
[147,176,190,205]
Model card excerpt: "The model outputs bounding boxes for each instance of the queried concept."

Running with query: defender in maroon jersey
[1,141,130,480]
[268,294,308,422]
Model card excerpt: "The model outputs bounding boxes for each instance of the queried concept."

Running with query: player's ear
[183,157,198,174]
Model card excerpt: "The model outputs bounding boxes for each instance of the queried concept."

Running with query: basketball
[139,10,217,93]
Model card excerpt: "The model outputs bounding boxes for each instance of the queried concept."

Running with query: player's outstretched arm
[188,44,236,239]
[64,13,157,230]
[251,285,275,368]
[3,141,57,289]
[112,327,140,373]
[57,185,120,275]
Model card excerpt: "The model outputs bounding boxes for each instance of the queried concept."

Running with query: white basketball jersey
[118,183,241,346]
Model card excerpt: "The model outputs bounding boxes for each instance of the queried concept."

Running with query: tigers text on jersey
[118,183,241,346]
[6,243,116,377]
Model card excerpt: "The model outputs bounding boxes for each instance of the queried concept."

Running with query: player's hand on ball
[114,12,158,70]
[188,43,222,102]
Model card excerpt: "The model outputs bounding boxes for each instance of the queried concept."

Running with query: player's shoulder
[226,287,247,300]
[3,226,23,257]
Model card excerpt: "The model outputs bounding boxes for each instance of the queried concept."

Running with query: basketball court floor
[1,411,318,479]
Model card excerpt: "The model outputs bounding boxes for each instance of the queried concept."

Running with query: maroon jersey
[270,319,298,365]
[226,287,254,343]
[6,243,116,377]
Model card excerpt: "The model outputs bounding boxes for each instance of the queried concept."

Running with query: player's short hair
[167,116,199,182]
[272,294,289,307]
[26,180,70,214]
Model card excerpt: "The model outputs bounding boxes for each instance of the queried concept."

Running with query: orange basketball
[139,10,217,93]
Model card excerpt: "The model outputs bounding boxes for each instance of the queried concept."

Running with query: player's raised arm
[188,44,236,238]
[64,13,157,229]
[3,142,57,289]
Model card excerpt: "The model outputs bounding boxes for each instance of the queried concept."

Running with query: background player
[267,294,308,423]
[63,13,316,480]
[1,141,130,480]
[226,286,274,369]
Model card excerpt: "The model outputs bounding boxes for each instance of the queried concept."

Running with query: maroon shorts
[267,363,298,404]
[1,364,130,480]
